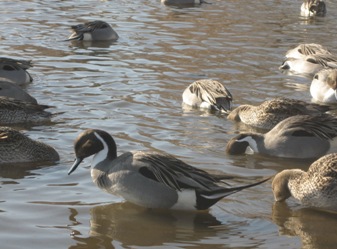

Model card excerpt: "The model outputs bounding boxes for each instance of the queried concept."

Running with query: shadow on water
[272,201,337,249]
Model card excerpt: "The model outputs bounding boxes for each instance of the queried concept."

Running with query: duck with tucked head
[68,129,269,210]
[0,127,59,164]
[310,68,337,103]
[279,54,337,77]
[182,79,233,113]
[272,153,337,212]
[285,43,331,60]
[301,0,326,17]
[0,58,33,85]
[66,20,119,41]
[227,97,331,130]
[226,114,337,159]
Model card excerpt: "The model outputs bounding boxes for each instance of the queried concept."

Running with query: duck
[285,43,331,60]
[68,129,269,210]
[0,57,33,85]
[226,114,337,159]
[272,153,337,212]
[0,80,38,104]
[0,126,59,164]
[310,68,337,103]
[0,97,52,125]
[301,0,326,17]
[279,54,337,77]
[67,20,119,41]
[227,97,331,130]
[182,79,233,113]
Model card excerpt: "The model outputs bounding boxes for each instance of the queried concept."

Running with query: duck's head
[226,133,256,155]
[271,170,297,202]
[68,129,116,175]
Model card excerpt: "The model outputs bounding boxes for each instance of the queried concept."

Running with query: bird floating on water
[182,79,233,113]
[68,129,269,210]
[226,114,337,159]
[272,153,337,212]
[0,126,59,164]
[67,20,119,41]
[0,57,33,85]
[227,97,331,130]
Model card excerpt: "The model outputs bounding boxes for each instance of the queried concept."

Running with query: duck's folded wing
[136,152,218,191]
[283,114,337,139]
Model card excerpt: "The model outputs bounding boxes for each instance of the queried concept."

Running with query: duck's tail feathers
[201,177,271,200]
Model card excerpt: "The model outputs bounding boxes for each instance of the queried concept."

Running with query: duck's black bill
[68,158,83,175]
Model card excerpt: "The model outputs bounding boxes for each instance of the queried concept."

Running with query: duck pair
[280,43,337,103]
[0,81,58,164]
[280,43,337,77]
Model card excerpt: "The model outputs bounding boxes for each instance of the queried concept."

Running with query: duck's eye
[314,75,319,80]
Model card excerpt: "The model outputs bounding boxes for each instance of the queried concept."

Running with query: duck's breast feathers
[133,151,218,191]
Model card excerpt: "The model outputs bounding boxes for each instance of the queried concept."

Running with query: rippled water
[1,0,337,248]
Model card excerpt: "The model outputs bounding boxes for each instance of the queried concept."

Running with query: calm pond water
[1,0,337,248]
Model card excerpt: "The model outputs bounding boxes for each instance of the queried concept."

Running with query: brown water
[1,0,337,248]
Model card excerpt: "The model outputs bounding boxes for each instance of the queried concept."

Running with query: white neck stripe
[92,132,109,168]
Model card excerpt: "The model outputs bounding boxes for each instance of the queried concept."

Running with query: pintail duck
[310,68,337,103]
[227,97,331,130]
[279,54,337,77]
[182,79,233,113]
[301,0,326,17]
[0,126,59,164]
[285,43,331,60]
[0,58,33,85]
[0,97,52,125]
[67,20,119,41]
[226,114,337,159]
[0,80,38,104]
[272,153,337,212]
[68,129,269,210]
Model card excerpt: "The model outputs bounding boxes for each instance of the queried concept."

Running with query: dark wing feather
[281,114,337,140]
[137,152,219,191]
